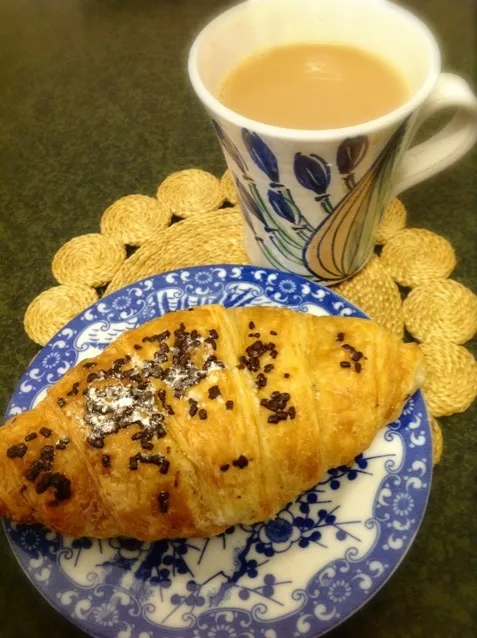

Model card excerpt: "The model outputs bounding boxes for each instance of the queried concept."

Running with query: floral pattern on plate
[2,265,431,638]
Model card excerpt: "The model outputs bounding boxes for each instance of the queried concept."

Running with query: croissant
[0,305,424,540]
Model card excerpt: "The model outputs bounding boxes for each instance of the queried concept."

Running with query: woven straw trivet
[430,416,443,465]
[52,234,126,288]
[403,279,477,344]
[420,339,477,417]
[156,169,224,218]
[25,172,477,465]
[100,195,172,246]
[334,255,404,338]
[380,228,456,288]
[220,169,239,206]
[106,208,248,293]
[24,285,98,346]
[375,198,407,245]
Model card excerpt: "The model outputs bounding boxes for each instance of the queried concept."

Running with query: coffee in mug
[218,43,409,130]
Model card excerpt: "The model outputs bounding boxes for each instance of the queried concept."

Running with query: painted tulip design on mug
[234,178,268,229]
[211,120,249,176]
[242,129,281,186]
[304,124,408,282]
[212,117,407,283]
[293,153,333,215]
[336,136,369,190]
[216,126,315,271]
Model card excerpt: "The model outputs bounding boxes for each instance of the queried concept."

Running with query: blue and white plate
[3,265,431,638]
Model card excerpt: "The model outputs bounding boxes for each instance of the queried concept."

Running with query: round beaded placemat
[23,167,477,464]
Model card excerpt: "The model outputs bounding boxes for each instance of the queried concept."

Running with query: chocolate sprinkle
[189,398,198,417]
[57,398,66,408]
[340,361,351,368]
[199,408,208,420]
[36,472,71,501]
[51,473,71,501]
[342,344,355,353]
[20,485,27,494]
[248,321,255,330]
[6,443,27,459]
[158,491,169,513]
[133,344,143,351]
[226,400,234,410]
[36,472,53,494]
[40,446,55,470]
[351,351,363,362]
[83,362,97,369]
[260,391,295,423]
[209,328,219,340]
[204,336,217,350]
[232,455,249,469]
[87,436,105,449]
[355,362,362,373]
[256,373,267,389]
[87,372,99,383]
[143,330,170,343]
[283,373,290,378]
[40,427,52,438]
[129,454,140,470]
[270,330,278,336]
[67,382,80,397]
[56,437,70,450]
[102,454,111,468]
[264,364,274,373]
[208,385,221,400]
[220,464,230,472]
[160,459,170,475]
[336,332,345,342]
[24,460,44,482]
[25,433,37,442]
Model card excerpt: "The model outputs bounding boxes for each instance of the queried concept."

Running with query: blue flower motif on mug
[294,153,331,200]
[392,492,415,518]
[268,190,295,223]
[327,579,352,604]
[211,119,248,176]
[90,601,120,628]
[242,128,280,185]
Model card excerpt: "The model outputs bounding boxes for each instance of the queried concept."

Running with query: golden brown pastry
[0,305,424,540]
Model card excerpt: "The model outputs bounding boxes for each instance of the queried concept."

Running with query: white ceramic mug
[189,0,477,284]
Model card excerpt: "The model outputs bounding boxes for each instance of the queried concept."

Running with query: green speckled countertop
[0,1,476,636]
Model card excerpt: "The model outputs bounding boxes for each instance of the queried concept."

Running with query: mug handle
[391,73,477,197]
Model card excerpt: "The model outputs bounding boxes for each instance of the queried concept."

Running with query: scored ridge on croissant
[0,305,425,540]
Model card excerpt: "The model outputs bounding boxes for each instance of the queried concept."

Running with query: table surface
[0,0,476,636]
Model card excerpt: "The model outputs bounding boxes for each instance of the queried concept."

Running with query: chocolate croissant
[0,305,424,540]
